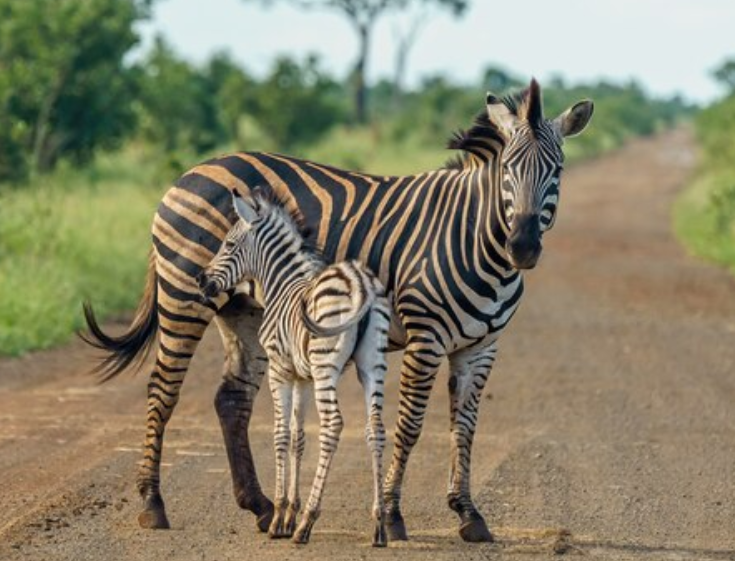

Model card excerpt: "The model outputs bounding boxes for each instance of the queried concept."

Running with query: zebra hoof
[385,511,408,541]
[372,521,388,547]
[138,494,170,529]
[268,512,289,539]
[256,509,274,534]
[293,523,312,545]
[255,500,275,533]
[459,516,494,543]
[137,507,170,530]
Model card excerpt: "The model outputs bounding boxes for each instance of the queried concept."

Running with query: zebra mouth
[509,252,540,270]
[196,272,221,299]
[506,242,542,270]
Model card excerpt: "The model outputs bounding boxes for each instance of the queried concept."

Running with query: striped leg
[293,364,345,545]
[268,364,294,539]
[447,344,497,542]
[137,324,207,529]
[354,306,390,546]
[384,341,444,541]
[284,380,310,537]
[355,365,388,547]
[213,300,273,532]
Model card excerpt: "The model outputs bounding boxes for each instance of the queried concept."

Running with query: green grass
[0,148,164,355]
[674,169,735,273]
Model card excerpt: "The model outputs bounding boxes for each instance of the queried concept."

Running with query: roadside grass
[0,149,164,355]
[673,170,735,274]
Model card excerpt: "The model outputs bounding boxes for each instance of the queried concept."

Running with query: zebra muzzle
[506,214,542,270]
[196,271,221,299]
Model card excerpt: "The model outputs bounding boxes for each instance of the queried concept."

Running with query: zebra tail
[79,251,159,383]
[300,291,374,339]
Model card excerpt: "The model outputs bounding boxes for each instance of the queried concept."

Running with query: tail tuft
[79,252,159,383]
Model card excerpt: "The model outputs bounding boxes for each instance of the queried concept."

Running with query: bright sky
[139,0,735,103]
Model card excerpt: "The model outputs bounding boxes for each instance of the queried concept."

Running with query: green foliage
[253,55,349,150]
[675,86,735,271]
[0,0,145,180]
[713,59,735,93]
[0,148,162,355]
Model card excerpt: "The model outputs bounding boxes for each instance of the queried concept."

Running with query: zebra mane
[249,192,324,265]
[444,111,504,170]
[444,82,540,170]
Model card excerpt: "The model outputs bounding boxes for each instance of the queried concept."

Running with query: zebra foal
[197,188,391,546]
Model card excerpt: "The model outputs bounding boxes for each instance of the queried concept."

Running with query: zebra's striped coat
[82,79,593,541]
[198,190,391,546]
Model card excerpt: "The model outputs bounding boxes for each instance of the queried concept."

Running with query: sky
[138,0,735,103]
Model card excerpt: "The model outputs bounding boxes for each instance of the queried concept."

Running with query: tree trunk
[352,23,371,124]
[392,12,426,110]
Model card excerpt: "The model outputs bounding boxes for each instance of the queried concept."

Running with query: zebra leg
[355,365,388,547]
[137,326,206,529]
[293,366,345,545]
[213,300,274,532]
[284,380,310,537]
[383,341,444,541]
[354,307,389,547]
[447,344,497,543]
[267,366,294,539]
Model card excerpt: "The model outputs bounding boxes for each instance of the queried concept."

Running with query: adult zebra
[82,79,593,542]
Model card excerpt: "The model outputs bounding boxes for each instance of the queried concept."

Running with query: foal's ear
[231,188,259,224]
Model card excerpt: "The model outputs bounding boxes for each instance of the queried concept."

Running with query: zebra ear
[486,92,520,139]
[554,99,594,138]
[231,189,259,225]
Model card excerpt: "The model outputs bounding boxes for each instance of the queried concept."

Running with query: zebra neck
[257,243,324,309]
[468,162,514,274]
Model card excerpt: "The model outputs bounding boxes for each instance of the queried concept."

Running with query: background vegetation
[0,0,693,356]
[674,61,735,271]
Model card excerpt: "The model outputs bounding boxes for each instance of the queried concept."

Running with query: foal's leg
[284,380,311,536]
[354,305,390,547]
[293,361,345,545]
[268,364,294,539]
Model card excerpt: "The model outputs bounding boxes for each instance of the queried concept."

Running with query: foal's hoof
[372,521,388,547]
[459,516,494,543]
[138,507,170,530]
[385,510,408,541]
[293,515,316,545]
[268,513,290,539]
[293,524,312,545]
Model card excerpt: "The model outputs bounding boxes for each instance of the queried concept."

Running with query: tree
[0,0,147,179]
[713,59,735,94]
[136,37,226,155]
[248,0,468,123]
[253,55,349,149]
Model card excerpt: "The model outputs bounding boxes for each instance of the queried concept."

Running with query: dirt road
[2,129,735,560]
